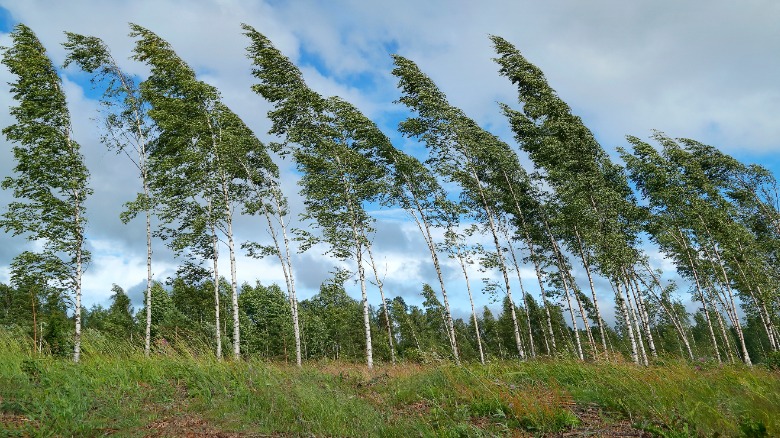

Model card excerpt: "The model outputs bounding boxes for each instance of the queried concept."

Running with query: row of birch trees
[1,23,778,367]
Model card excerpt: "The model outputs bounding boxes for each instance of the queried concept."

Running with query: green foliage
[299,280,365,361]
[239,282,294,359]
[763,351,780,371]
[1,24,91,362]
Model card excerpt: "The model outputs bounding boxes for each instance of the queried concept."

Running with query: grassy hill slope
[1,331,778,437]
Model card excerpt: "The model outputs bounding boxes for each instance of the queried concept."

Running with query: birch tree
[242,172,302,366]
[1,24,91,363]
[378,147,461,363]
[63,32,157,357]
[621,133,769,364]
[245,25,386,368]
[132,24,271,360]
[494,36,656,362]
[392,55,543,360]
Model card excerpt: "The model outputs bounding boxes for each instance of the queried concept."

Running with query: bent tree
[132,24,273,360]
[245,25,386,369]
[1,24,91,362]
[392,55,537,360]
[493,36,655,362]
[241,163,302,367]
[63,32,157,357]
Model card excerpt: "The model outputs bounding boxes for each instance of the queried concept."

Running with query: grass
[1,331,779,437]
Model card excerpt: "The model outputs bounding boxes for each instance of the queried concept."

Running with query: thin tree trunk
[105,54,153,359]
[703,279,737,363]
[217,172,241,360]
[697,217,752,365]
[624,268,656,361]
[638,263,694,360]
[137,113,152,359]
[714,305,736,364]
[73,189,84,363]
[355,239,373,369]
[144,180,153,358]
[271,189,303,366]
[402,195,459,363]
[337,154,373,369]
[702,290,722,363]
[758,293,778,351]
[241,157,302,367]
[558,266,584,361]
[364,239,396,365]
[468,167,523,359]
[615,281,639,364]
[226,209,240,360]
[401,164,460,365]
[623,276,647,366]
[731,255,777,351]
[573,227,608,354]
[501,169,556,354]
[501,227,536,358]
[568,273,597,355]
[577,290,598,355]
[630,272,657,359]
[454,243,485,364]
[673,227,720,362]
[402,307,422,351]
[561,272,585,360]
[209,201,222,360]
[544,218,583,360]
[700,239,751,365]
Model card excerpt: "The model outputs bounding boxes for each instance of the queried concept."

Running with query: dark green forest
[1,22,779,370]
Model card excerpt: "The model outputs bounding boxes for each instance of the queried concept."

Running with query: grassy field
[1,331,779,437]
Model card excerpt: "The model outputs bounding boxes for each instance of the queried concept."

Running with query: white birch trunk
[639,263,694,360]
[270,191,303,366]
[144,184,153,358]
[572,282,597,355]
[455,244,485,364]
[544,219,583,360]
[623,277,647,366]
[630,273,657,359]
[469,168,523,359]
[501,170,556,354]
[574,227,608,353]
[217,173,241,360]
[399,167,459,363]
[616,281,639,364]
[560,269,584,361]
[226,208,240,360]
[356,240,373,369]
[502,227,536,358]
[701,241,751,365]
[364,240,396,364]
[702,292,722,363]
[210,209,222,360]
[336,155,372,368]
[674,227,721,362]
[714,306,736,364]
[73,189,84,363]
[731,255,777,352]
[697,218,751,365]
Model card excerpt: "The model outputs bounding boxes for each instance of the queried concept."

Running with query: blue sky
[0,0,778,323]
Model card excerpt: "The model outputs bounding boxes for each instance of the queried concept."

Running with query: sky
[0,0,778,323]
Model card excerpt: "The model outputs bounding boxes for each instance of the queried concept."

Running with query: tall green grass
[1,330,778,436]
